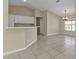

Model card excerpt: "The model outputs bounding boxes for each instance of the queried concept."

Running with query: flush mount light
[24,0,27,2]
[56,0,60,3]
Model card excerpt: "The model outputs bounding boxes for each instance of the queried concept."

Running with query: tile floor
[4,35,76,59]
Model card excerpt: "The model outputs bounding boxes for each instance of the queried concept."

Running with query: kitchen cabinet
[8,14,35,27]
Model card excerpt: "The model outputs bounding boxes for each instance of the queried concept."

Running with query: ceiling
[9,0,75,16]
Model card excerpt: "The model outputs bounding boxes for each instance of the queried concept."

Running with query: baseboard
[3,39,37,56]
[47,33,59,36]
[63,33,75,37]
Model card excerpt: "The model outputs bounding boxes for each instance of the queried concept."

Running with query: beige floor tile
[36,53,51,59]
[20,53,36,59]
[29,42,41,51]
[32,47,47,56]
[47,49,60,58]
[63,49,75,59]
[54,53,72,59]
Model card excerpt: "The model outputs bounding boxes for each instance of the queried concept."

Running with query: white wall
[46,11,59,36]
[34,10,46,35]
[9,5,34,17]
[4,0,37,55]
[34,10,44,17]
[4,27,37,53]
[4,29,26,53]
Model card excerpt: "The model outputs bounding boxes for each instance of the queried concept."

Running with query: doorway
[36,17,44,35]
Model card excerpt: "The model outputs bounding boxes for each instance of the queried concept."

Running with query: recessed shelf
[37,26,40,27]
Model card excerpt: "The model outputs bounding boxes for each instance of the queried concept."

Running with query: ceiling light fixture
[62,10,69,21]
[24,0,27,2]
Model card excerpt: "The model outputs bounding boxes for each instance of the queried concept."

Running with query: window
[72,21,75,31]
[64,21,75,31]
